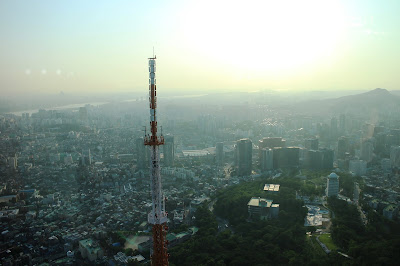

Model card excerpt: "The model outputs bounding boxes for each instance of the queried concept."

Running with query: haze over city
[1,1,400,266]
[1,0,400,97]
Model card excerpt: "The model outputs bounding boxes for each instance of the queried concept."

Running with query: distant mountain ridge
[293,88,400,116]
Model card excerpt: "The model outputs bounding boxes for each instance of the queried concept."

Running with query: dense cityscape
[1,87,400,265]
[2,1,400,265]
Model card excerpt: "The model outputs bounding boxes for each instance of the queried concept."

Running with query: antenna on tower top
[153,46,155,58]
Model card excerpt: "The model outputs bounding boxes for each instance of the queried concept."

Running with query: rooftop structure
[79,239,104,262]
[247,197,279,219]
[182,150,210,157]
[264,184,280,192]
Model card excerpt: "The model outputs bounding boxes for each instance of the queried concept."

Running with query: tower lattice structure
[144,56,169,266]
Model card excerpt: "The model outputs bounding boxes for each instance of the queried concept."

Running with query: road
[208,198,234,233]
[354,182,367,225]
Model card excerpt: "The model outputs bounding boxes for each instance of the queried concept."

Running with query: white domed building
[326,172,339,197]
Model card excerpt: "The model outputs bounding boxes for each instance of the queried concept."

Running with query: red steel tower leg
[144,56,168,266]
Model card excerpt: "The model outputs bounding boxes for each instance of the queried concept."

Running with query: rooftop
[79,238,102,253]
[264,184,280,192]
[248,197,273,208]
[329,173,339,179]
[182,150,210,157]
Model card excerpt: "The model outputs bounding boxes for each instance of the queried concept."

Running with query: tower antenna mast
[144,54,168,266]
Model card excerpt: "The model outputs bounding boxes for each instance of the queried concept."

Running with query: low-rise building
[79,238,104,262]
[247,197,279,219]
[264,184,280,193]
[383,205,398,220]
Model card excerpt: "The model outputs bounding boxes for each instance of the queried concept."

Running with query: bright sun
[180,0,346,74]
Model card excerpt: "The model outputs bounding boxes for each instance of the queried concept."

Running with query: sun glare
[180,0,346,74]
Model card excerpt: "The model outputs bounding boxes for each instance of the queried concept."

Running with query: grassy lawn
[319,234,337,251]
[309,235,327,256]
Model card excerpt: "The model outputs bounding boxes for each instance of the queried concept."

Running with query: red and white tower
[144,56,169,266]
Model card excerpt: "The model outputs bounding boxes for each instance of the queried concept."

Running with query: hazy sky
[1,0,399,96]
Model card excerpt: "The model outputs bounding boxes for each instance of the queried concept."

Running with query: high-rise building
[330,117,338,139]
[389,129,400,146]
[136,137,148,169]
[79,107,88,122]
[216,142,224,165]
[373,125,385,136]
[260,148,273,171]
[381,158,391,172]
[320,148,334,169]
[259,137,285,164]
[163,134,174,167]
[304,148,334,170]
[349,160,367,176]
[273,147,299,169]
[80,149,92,166]
[304,150,323,170]
[360,138,374,163]
[8,156,17,170]
[235,138,252,176]
[339,114,346,134]
[259,137,286,150]
[326,172,339,197]
[363,123,375,138]
[375,132,387,155]
[390,146,400,168]
[337,136,348,160]
[304,138,319,150]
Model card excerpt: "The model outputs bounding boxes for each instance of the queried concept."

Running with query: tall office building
[80,149,92,166]
[235,138,252,176]
[388,129,400,146]
[273,147,300,169]
[360,138,374,163]
[304,150,322,170]
[330,117,338,139]
[349,160,367,176]
[136,137,148,169]
[375,132,387,155]
[373,125,385,136]
[326,172,339,197]
[381,158,391,172]
[320,148,334,169]
[260,148,273,171]
[79,106,88,122]
[337,136,348,160]
[259,137,285,164]
[163,134,174,167]
[362,123,374,138]
[339,114,346,134]
[216,142,224,165]
[304,138,319,150]
[390,146,400,168]
[304,148,334,170]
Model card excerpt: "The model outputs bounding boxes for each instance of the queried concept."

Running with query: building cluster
[1,91,400,263]
[0,110,261,264]
[247,183,280,220]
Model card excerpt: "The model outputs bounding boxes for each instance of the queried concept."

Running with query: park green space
[319,233,337,251]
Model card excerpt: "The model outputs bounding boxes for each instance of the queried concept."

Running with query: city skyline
[1,0,400,96]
